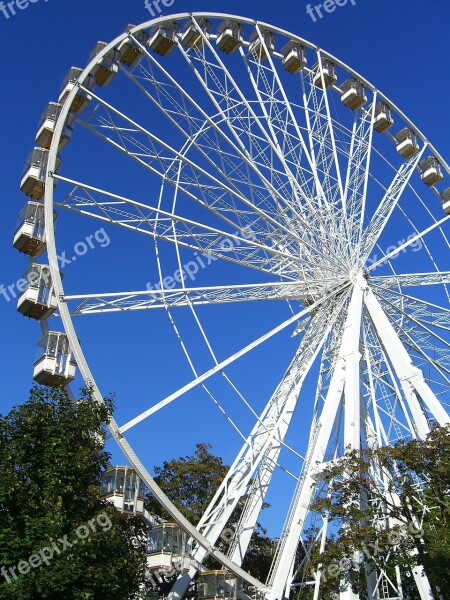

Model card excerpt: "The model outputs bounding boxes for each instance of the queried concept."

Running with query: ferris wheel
[13,12,450,600]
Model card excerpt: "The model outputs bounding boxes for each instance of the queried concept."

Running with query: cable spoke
[373,286,450,332]
[54,175,305,279]
[74,85,345,278]
[359,148,426,266]
[77,87,294,235]
[239,30,323,215]
[343,91,377,251]
[172,28,348,276]
[374,290,450,376]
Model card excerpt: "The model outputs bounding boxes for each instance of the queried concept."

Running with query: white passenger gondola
[181,17,211,49]
[35,102,75,151]
[340,78,367,110]
[100,466,147,516]
[418,156,444,186]
[58,67,96,115]
[216,19,243,55]
[17,265,57,320]
[281,41,307,74]
[88,42,120,87]
[147,523,190,572]
[118,24,150,68]
[313,58,337,89]
[33,332,76,386]
[441,188,450,215]
[373,102,394,132]
[394,128,419,158]
[20,148,62,200]
[197,570,244,600]
[13,201,57,256]
[249,28,275,61]
[148,21,180,56]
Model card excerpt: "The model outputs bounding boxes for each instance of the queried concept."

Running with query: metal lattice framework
[28,12,450,600]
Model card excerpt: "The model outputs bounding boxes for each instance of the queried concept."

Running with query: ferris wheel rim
[51,12,450,176]
[40,12,450,596]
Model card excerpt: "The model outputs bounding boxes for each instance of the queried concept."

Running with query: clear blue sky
[1,0,449,535]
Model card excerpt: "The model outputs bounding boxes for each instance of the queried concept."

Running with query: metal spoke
[370,271,450,290]
[118,285,349,435]
[74,86,346,277]
[54,175,304,279]
[65,281,334,315]
[373,286,450,332]
[359,148,427,266]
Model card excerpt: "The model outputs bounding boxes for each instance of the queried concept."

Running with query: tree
[303,424,450,598]
[146,443,276,582]
[146,443,228,525]
[0,385,149,600]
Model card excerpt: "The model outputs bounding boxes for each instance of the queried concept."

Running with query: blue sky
[1,0,449,536]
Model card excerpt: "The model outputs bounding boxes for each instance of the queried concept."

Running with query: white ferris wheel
[13,12,450,600]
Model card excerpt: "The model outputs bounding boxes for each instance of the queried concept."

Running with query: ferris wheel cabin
[88,42,120,87]
[33,332,76,386]
[394,128,420,158]
[148,21,180,56]
[197,571,244,600]
[20,148,62,200]
[441,188,450,214]
[418,156,444,187]
[118,24,150,68]
[17,264,57,320]
[58,67,96,116]
[249,28,275,61]
[281,41,307,74]
[216,19,244,55]
[340,78,367,110]
[313,58,337,89]
[373,102,394,132]
[100,466,148,517]
[13,201,57,256]
[181,18,212,49]
[35,102,75,152]
[147,523,190,572]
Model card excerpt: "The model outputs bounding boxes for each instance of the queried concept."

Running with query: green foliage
[240,529,275,582]
[145,443,276,582]
[145,443,228,524]
[0,386,149,599]
[305,425,450,597]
